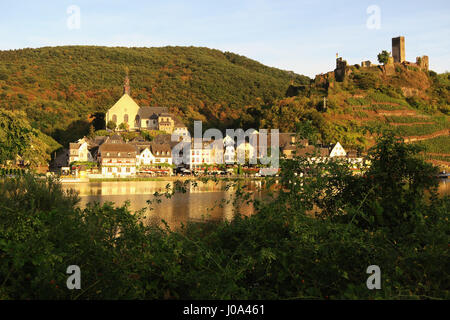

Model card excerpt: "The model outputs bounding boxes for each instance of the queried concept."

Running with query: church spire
[123,67,130,95]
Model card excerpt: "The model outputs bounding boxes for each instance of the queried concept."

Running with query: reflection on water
[62,180,263,228]
[62,179,449,229]
[438,178,450,197]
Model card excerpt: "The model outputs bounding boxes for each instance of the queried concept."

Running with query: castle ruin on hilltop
[314,36,429,88]
[392,36,429,70]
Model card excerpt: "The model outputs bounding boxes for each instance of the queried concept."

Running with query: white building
[136,143,173,167]
[69,139,94,164]
[173,125,190,141]
[329,142,347,158]
[98,142,138,177]
[188,140,216,170]
[137,147,156,166]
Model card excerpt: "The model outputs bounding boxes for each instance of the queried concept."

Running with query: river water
[62,179,450,229]
[62,180,264,228]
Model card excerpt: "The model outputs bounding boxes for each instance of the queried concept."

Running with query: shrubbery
[0,135,448,299]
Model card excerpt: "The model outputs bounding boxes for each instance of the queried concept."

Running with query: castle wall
[416,55,429,71]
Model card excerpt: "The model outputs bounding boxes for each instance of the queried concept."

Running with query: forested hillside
[0,46,309,146]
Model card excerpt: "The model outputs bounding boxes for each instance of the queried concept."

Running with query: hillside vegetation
[0,46,308,145]
[259,63,449,165]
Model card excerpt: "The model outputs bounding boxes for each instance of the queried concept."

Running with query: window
[126,168,130,173]
[124,114,129,123]
[112,115,117,123]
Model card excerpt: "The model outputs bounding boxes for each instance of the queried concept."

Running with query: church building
[105,74,189,135]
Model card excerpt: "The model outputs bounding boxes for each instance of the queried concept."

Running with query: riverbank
[60,175,264,183]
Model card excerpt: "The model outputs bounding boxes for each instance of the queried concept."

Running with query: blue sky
[0,0,448,77]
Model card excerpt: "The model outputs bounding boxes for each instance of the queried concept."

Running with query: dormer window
[118,153,121,156]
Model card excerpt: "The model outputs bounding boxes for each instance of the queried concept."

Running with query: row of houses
[65,131,362,177]
[67,134,173,177]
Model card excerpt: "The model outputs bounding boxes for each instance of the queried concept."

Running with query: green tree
[118,122,129,131]
[295,119,320,145]
[377,50,391,65]
[0,109,55,166]
[140,130,153,141]
[319,133,439,233]
[106,121,117,131]
[88,125,95,138]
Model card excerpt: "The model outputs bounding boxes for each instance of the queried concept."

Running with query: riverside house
[98,141,138,177]
[69,139,93,164]
[136,143,173,166]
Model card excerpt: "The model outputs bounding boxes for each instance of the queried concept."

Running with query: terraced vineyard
[413,135,450,166]
[327,86,449,169]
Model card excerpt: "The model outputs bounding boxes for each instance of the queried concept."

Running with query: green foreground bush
[0,135,448,299]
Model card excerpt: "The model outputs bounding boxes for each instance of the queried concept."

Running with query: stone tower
[334,57,348,82]
[392,36,405,63]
